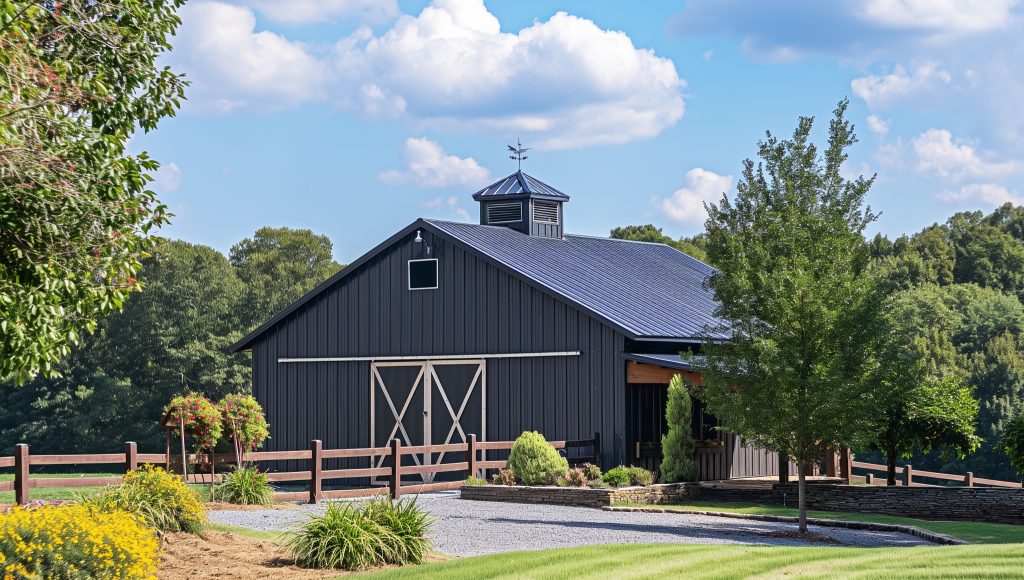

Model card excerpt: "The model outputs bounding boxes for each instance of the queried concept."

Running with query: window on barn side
[408,259,438,290]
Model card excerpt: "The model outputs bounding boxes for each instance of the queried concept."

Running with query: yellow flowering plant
[0,503,158,579]
[88,465,206,534]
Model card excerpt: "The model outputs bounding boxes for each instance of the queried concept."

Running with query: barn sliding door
[371,359,486,482]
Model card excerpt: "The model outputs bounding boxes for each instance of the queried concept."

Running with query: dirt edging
[604,506,966,546]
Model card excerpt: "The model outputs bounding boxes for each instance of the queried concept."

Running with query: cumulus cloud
[231,0,398,25]
[860,0,1018,35]
[866,115,890,135]
[659,168,733,225]
[172,2,327,111]
[379,138,490,188]
[153,162,183,192]
[937,183,1024,206]
[851,63,952,109]
[912,128,1019,180]
[422,196,472,221]
[171,0,684,147]
[334,0,685,148]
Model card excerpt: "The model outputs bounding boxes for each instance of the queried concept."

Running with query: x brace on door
[370,359,486,483]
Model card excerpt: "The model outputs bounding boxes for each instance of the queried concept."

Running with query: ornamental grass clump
[286,497,432,570]
[218,466,274,505]
[0,504,159,579]
[90,465,206,534]
[507,431,568,485]
[464,475,488,486]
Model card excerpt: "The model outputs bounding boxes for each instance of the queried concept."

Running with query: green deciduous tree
[659,374,697,483]
[610,224,708,262]
[1001,413,1024,476]
[873,286,980,485]
[230,227,342,331]
[695,100,883,532]
[1,0,186,383]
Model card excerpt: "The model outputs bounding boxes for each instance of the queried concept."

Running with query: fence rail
[2,433,601,506]
[851,460,1022,488]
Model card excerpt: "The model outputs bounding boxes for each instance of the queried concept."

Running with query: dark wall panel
[250,230,627,467]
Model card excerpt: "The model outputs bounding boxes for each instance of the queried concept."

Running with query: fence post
[839,448,852,484]
[124,442,138,473]
[824,451,838,478]
[467,434,477,479]
[865,473,874,485]
[965,472,974,488]
[390,439,402,500]
[903,464,913,487]
[309,440,322,504]
[14,444,29,506]
[778,454,789,484]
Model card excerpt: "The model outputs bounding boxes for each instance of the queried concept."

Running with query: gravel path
[209,491,931,557]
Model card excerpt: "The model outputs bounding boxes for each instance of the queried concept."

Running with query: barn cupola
[472,170,570,239]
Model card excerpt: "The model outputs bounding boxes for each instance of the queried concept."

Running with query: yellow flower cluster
[90,465,206,533]
[0,504,158,579]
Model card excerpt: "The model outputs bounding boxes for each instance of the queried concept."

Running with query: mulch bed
[158,531,340,579]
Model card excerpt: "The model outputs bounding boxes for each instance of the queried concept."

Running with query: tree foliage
[0,0,186,383]
[1001,413,1024,476]
[659,375,697,483]
[609,224,708,262]
[695,100,882,531]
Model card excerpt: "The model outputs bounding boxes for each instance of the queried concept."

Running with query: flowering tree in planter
[165,394,223,485]
[219,394,270,466]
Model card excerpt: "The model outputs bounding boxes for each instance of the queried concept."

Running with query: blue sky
[135,0,1024,262]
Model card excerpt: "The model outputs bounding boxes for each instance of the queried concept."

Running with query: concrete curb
[603,506,966,546]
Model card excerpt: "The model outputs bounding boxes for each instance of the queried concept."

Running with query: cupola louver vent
[486,202,522,224]
[533,200,559,223]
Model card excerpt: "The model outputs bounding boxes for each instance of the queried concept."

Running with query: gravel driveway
[209,491,931,557]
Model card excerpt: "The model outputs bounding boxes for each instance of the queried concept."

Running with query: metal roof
[471,171,570,201]
[623,353,701,371]
[426,220,729,340]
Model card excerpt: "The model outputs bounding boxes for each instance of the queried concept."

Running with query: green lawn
[616,501,1024,545]
[355,543,1024,579]
[0,473,212,503]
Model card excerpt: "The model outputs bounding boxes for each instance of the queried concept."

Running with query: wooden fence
[0,434,600,506]
[851,461,1022,489]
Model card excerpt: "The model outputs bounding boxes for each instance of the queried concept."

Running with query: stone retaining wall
[772,482,1024,525]
[460,483,699,508]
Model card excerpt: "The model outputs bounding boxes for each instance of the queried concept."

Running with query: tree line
[0,227,341,454]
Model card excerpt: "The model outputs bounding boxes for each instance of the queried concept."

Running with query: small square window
[408,259,438,290]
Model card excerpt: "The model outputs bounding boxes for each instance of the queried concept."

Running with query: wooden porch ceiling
[626,360,704,386]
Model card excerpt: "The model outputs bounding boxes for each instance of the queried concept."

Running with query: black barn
[231,171,789,479]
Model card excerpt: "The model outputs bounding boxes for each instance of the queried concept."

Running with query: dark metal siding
[250,229,627,468]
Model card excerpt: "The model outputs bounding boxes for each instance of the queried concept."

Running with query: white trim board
[279,351,581,363]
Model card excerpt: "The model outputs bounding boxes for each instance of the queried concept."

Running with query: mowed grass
[0,473,212,503]
[617,501,1024,545]
[355,543,1024,579]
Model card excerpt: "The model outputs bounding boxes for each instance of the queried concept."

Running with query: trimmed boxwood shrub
[601,466,630,487]
[507,431,568,485]
[625,466,655,486]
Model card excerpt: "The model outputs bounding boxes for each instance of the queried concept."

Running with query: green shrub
[507,431,568,485]
[588,479,610,489]
[89,465,206,533]
[601,466,630,487]
[1003,413,1024,475]
[580,462,602,481]
[464,475,488,486]
[625,466,655,486]
[492,468,517,486]
[218,466,275,505]
[660,374,698,482]
[555,468,589,487]
[286,497,432,570]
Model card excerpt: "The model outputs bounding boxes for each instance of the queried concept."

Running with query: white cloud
[866,114,890,136]
[172,2,327,111]
[332,0,685,149]
[851,62,951,109]
[423,195,472,221]
[153,162,182,192]
[379,138,490,188]
[860,0,1018,35]
[912,128,1019,180]
[659,168,733,225]
[232,0,398,25]
[937,183,1024,205]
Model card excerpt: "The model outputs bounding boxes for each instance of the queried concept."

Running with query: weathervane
[508,139,530,170]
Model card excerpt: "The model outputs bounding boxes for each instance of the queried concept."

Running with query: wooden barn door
[371,359,486,483]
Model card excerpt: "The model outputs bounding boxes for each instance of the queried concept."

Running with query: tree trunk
[797,460,807,533]
[886,444,897,486]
